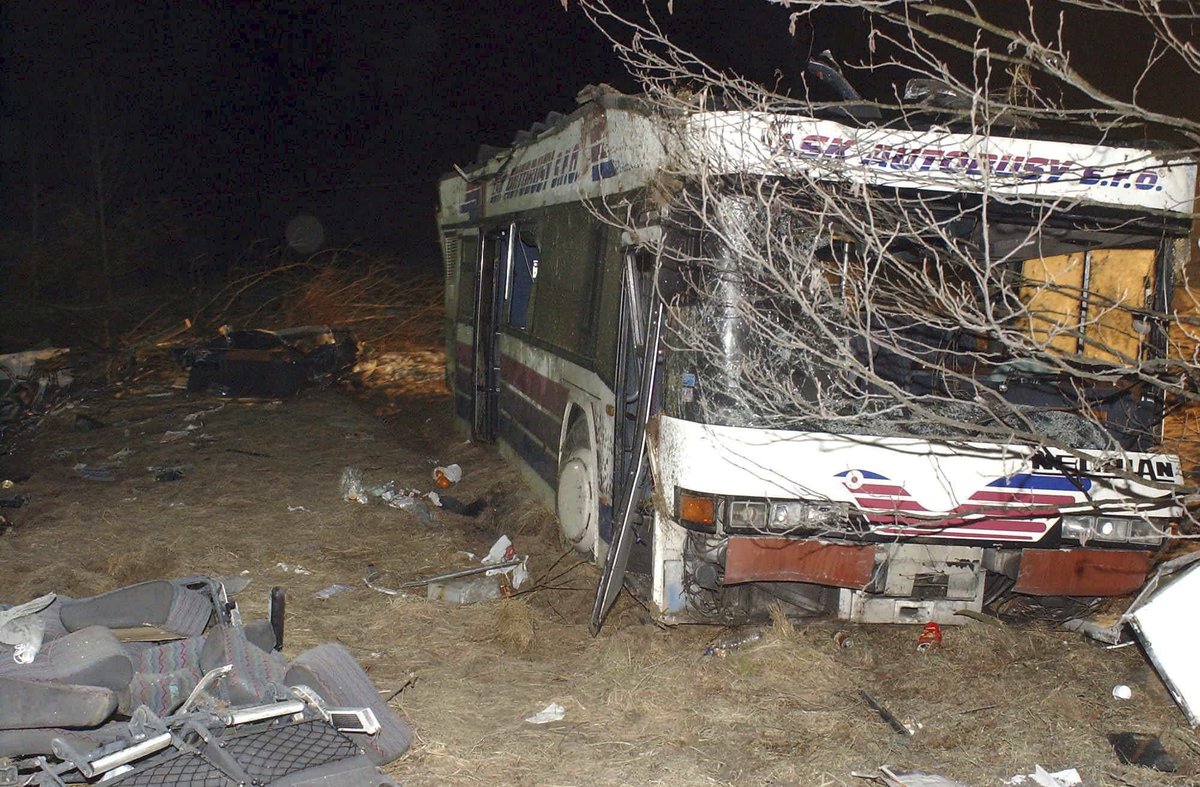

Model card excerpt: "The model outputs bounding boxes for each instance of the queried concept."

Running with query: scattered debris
[0,576,410,784]
[482,535,529,589]
[73,463,115,482]
[0,592,56,663]
[875,767,968,787]
[171,324,359,398]
[314,583,353,600]
[1004,766,1083,786]
[0,495,29,509]
[384,491,433,523]
[524,702,566,725]
[441,495,487,517]
[341,467,368,504]
[364,564,400,596]
[1126,554,1200,725]
[433,463,462,488]
[833,630,853,648]
[1112,684,1132,700]
[274,562,313,576]
[402,559,523,590]
[0,347,72,423]
[427,574,504,604]
[149,464,189,482]
[916,621,943,652]
[861,691,918,736]
[704,628,764,657]
[183,403,225,421]
[160,429,192,443]
[1107,731,1178,772]
[288,505,313,513]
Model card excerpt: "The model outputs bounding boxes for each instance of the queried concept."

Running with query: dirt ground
[2,352,1198,786]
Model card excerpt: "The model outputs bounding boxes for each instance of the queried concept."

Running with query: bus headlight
[1061,515,1163,545]
[730,500,769,530]
[728,498,849,533]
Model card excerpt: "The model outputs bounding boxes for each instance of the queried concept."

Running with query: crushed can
[916,621,943,652]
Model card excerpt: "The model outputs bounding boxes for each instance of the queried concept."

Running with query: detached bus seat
[118,635,206,716]
[118,619,277,715]
[199,624,287,705]
[0,626,132,753]
[285,643,412,765]
[0,677,115,732]
[0,626,132,691]
[59,579,214,638]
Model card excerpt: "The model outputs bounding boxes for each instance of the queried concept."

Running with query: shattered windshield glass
[660,188,1165,452]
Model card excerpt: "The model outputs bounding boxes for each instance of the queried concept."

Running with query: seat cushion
[199,625,286,705]
[0,626,132,692]
[60,581,213,638]
[0,676,116,730]
[285,643,412,766]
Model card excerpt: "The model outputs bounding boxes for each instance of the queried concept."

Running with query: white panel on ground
[1129,561,1200,726]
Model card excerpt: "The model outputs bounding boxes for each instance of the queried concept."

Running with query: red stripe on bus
[499,354,569,417]
[967,490,1076,506]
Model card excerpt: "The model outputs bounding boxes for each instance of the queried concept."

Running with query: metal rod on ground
[398,559,523,589]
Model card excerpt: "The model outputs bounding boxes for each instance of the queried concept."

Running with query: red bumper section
[723,536,1152,597]
[724,537,877,589]
[1013,548,1152,596]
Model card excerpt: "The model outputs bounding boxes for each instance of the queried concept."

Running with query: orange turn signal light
[678,489,716,529]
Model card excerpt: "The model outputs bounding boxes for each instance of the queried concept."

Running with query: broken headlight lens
[1061,515,1163,545]
[728,498,849,533]
[729,500,770,530]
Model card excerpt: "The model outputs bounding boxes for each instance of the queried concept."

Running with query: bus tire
[556,420,598,557]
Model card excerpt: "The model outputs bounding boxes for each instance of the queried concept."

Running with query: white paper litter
[275,562,313,576]
[483,535,513,565]
[1004,766,1083,787]
[525,702,566,724]
[481,535,528,590]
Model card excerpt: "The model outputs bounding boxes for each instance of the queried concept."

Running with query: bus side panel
[494,334,617,527]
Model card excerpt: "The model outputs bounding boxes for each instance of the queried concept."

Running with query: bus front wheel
[557,420,598,558]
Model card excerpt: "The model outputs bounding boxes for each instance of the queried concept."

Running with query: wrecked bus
[437,86,1196,632]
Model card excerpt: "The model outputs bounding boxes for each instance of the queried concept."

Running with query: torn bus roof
[438,91,1196,225]
[688,112,1196,215]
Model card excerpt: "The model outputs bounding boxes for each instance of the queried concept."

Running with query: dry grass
[2,369,1198,786]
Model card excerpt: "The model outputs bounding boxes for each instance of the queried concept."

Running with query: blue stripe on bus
[986,473,1092,492]
[499,413,558,488]
[500,383,562,453]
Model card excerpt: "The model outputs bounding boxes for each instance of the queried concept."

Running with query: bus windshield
[660,190,1168,453]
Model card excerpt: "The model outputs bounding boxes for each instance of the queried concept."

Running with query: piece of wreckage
[1065,550,1200,728]
[434,66,1197,635]
[171,325,359,398]
[0,348,73,425]
[0,577,410,786]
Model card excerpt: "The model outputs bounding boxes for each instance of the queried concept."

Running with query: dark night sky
[0,1,1194,277]
[0,1,828,271]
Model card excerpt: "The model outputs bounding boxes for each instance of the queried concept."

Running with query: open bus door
[591,242,662,635]
[470,226,510,442]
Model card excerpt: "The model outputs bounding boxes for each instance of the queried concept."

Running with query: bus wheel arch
[556,409,598,558]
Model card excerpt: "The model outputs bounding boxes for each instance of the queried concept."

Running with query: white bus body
[437,89,1195,629]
